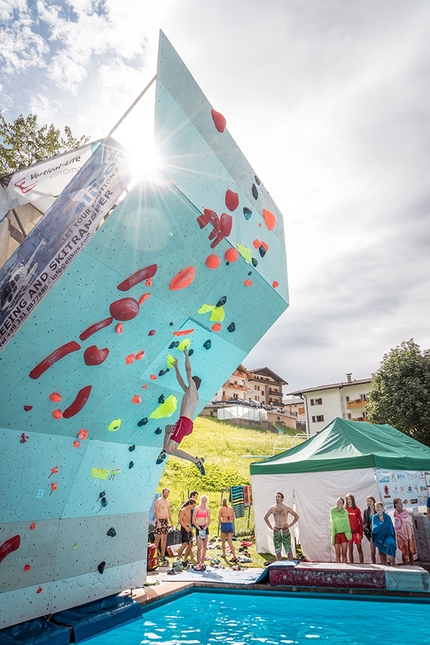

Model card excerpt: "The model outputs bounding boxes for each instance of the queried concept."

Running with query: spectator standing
[176,498,196,566]
[218,497,237,562]
[372,501,396,565]
[330,497,351,563]
[363,496,377,564]
[263,492,299,561]
[393,498,417,565]
[193,495,211,571]
[154,488,174,566]
[344,493,364,563]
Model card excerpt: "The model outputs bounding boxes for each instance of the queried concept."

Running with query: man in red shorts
[156,347,205,475]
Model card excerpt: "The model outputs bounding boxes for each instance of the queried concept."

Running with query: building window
[360,394,367,400]
[312,415,325,423]
[346,396,350,402]
[347,413,351,419]
[310,399,314,406]
[315,398,322,405]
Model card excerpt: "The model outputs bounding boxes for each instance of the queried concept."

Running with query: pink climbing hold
[225,189,239,212]
[211,109,227,133]
[0,535,21,564]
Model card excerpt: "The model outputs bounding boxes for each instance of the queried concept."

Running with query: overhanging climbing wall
[0,31,289,628]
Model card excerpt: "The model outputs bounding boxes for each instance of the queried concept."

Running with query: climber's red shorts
[170,416,193,444]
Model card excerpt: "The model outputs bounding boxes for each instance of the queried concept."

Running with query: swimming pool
[84,589,430,644]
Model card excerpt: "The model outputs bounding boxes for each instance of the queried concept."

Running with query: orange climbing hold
[50,482,58,494]
[136,350,145,360]
[132,395,141,404]
[50,392,62,402]
[170,266,195,291]
[263,208,276,230]
[145,278,152,287]
[224,248,239,263]
[52,409,62,419]
[206,254,220,269]
[30,523,36,530]
[141,384,148,389]
[172,328,195,336]
[253,239,261,249]
[77,429,88,440]
[272,281,279,288]
[139,293,151,305]
[126,354,135,365]
[211,109,227,133]
[116,323,123,334]
[244,280,253,287]
[261,241,269,252]
[73,440,81,448]
[150,374,157,380]
[211,323,222,332]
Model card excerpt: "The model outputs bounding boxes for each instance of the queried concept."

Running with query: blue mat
[0,618,69,645]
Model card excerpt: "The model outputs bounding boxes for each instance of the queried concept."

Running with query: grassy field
[156,415,305,568]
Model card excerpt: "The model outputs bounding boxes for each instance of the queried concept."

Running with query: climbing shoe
[195,458,205,476]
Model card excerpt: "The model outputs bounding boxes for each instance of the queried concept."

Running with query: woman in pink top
[193,495,211,571]
[345,493,364,563]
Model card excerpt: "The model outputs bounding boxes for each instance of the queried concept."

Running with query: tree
[367,339,430,446]
[0,113,90,176]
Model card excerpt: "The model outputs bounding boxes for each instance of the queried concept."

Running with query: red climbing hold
[244,280,253,287]
[225,248,239,263]
[170,266,195,291]
[80,317,113,341]
[145,278,152,287]
[211,109,227,133]
[272,281,279,288]
[30,523,36,530]
[63,385,92,419]
[225,190,239,212]
[37,587,43,594]
[29,341,81,379]
[150,374,157,380]
[206,254,220,269]
[136,350,145,360]
[50,482,58,494]
[52,409,63,419]
[141,384,148,389]
[117,264,157,291]
[115,323,123,334]
[110,298,140,321]
[148,330,156,337]
[0,535,21,564]
[77,429,88,440]
[172,328,195,336]
[20,433,29,443]
[139,293,151,305]
[132,395,141,404]
[84,345,109,366]
[253,239,261,249]
[24,564,31,571]
[73,440,81,448]
[50,466,60,476]
[261,241,269,252]
[263,208,276,231]
[126,354,135,364]
[50,392,62,403]
[23,405,33,411]
[211,323,222,332]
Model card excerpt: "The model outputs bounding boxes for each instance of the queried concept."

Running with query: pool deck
[129,560,430,608]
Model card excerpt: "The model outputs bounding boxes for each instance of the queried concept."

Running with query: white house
[288,373,372,437]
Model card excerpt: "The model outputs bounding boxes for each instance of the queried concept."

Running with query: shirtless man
[154,488,174,565]
[156,347,205,475]
[264,492,299,561]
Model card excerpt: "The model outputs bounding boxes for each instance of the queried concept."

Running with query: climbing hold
[212,323,221,332]
[209,306,225,322]
[97,561,106,574]
[166,355,176,368]
[73,544,78,550]
[216,296,227,307]
[206,254,221,269]
[129,461,134,469]
[248,271,252,276]
[188,349,194,356]
[243,207,252,220]
[126,354,135,365]
[211,108,226,133]
[148,329,156,336]
[136,350,145,360]
[198,304,215,315]
[263,208,276,230]
[80,318,113,341]
[117,264,157,291]
[37,587,43,594]
[225,189,239,212]
[253,239,261,249]
[115,323,123,334]
[110,297,140,321]
[177,339,190,351]
[100,497,108,508]
[170,266,195,291]
[158,369,167,376]
[0,535,21,564]
[24,564,31,571]
[158,394,165,404]
[244,280,252,287]
[227,322,236,333]
[137,417,148,426]
[210,212,232,249]
[20,433,29,443]
[237,244,253,264]
[107,528,117,537]
[73,440,81,448]
[169,322,173,326]
[52,409,62,419]
[272,281,279,288]
[30,523,36,531]
[132,395,141,404]
[84,345,109,366]
[91,468,110,480]
[150,394,178,419]
[150,374,157,380]
[254,174,261,185]
[63,385,92,419]
[108,419,121,431]
[129,445,136,451]
[252,258,258,267]
[155,427,162,435]
[225,248,239,263]
[49,466,60,477]
[29,341,81,379]
[77,429,88,440]
[169,341,179,349]
[203,340,212,350]
[49,392,62,403]
[23,405,33,411]
[138,293,151,305]
[259,245,267,258]
[252,183,258,200]
[141,384,148,389]
[50,482,58,495]
[172,328,195,336]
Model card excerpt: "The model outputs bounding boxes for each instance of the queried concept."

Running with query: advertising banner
[0,137,132,350]
[376,468,428,512]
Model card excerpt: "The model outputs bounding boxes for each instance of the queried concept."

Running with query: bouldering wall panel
[0,31,289,628]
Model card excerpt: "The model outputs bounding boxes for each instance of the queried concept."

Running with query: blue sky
[1,0,430,392]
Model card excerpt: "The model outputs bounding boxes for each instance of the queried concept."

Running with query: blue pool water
[85,590,430,644]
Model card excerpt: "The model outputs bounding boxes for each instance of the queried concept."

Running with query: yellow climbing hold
[177,338,190,351]
[150,394,178,419]
[209,306,225,322]
[91,468,111,480]
[198,303,215,315]
[108,419,121,432]
[237,244,252,264]
[166,354,177,368]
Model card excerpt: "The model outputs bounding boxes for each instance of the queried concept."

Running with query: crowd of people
[330,493,418,565]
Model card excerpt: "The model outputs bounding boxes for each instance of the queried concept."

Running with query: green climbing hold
[198,303,215,315]
[166,354,176,368]
[209,306,225,322]
[150,394,178,419]
[177,338,190,351]
[108,419,121,432]
[237,244,252,264]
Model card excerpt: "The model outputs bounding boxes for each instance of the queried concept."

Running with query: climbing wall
[0,31,288,628]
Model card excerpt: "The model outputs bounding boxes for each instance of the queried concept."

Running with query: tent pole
[108,75,157,137]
